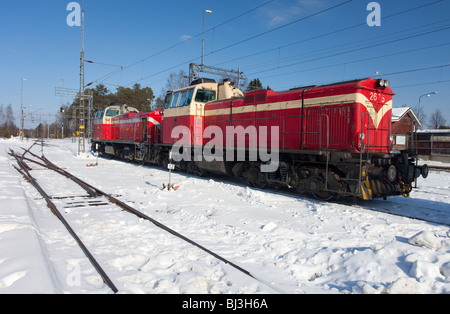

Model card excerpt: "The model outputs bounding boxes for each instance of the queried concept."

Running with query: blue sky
[1,0,449,129]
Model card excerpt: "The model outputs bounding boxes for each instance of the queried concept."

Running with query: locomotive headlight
[376,79,389,88]
[386,165,397,182]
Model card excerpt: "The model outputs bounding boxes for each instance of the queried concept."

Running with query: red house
[391,107,422,151]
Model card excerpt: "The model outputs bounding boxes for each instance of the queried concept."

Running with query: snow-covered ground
[0,138,449,294]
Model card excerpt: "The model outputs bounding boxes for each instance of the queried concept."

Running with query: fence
[415,131,450,162]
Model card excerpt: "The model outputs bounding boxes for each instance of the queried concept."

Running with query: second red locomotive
[93,77,428,201]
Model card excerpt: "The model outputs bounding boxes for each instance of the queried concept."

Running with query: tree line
[68,83,156,114]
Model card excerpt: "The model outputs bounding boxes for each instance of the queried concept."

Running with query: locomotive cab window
[105,109,120,117]
[185,89,194,106]
[170,92,180,108]
[195,89,216,103]
[164,93,173,109]
[178,91,188,107]
[95,110,104,120]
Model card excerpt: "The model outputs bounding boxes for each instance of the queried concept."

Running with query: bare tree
[154,70,191,111]
[5,104,15,129]
[0,104,4,126]
[412,104,427,128]
[428,109,447,129]
[165,70,190,92]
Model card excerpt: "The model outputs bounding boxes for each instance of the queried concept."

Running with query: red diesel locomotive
[92,77,428,201]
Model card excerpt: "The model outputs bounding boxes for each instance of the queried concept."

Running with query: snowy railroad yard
[0,138,449,294]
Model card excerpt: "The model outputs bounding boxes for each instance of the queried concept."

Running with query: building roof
[417,129,450,134]
[391,107,422,128]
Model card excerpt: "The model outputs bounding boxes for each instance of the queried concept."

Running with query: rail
[10,149,118,293]
[10,146,285,294]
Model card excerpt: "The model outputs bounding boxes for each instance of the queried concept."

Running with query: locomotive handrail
[361,112,371,156]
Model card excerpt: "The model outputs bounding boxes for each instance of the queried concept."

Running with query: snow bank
[1,138,450,294]
[387,278,422,294]
[408,231,442,250]
[440,262,450,281]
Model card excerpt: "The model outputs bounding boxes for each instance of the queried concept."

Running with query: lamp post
[418,91,437,122]
[20,78,27,141]
[202,9,213,67]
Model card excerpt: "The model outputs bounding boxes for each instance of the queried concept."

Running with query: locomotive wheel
[243,166,266,189]
[187,162,204,177]
[309,176,335,201]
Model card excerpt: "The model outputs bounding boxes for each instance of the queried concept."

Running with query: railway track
[353,198,450,227]
[102,152,450,228]
[427,165,450,173]
[8,141,449,294]
[9,147,284,294]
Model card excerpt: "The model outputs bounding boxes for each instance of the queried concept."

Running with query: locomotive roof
[289,78,370,90]
[288,78,394,95]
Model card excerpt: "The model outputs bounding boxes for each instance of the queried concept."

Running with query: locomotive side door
[142,117,148,142]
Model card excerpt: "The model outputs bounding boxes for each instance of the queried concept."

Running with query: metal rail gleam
[10,147,284,294]
[10,149,118,293]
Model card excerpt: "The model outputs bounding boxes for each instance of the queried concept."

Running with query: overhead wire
[242,17,450,72]
[117,0,354,87]
[135,0,445,85]
[100,0,275,83]
[102,0,447,91]
[261,41,450,84]
[247,23,450,77]
[215,0,445,68]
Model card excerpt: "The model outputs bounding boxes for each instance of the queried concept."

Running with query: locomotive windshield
[178,91,188,107]
[105,109,120,117]
[164,88,207,108]
[185,89,194,106]
[170,92,180,108]
[94,109,104,120]
[164,94,173,109]
[195,89,216,103]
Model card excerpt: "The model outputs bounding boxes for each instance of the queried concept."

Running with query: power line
[383,64,450,77]
[247,23,450,77]
[204,0,353,57]
[260,41,450,84]
[242,17,450,72]
[118,0,353,87]
[216,0,445,68]
[101,0,275,83]
[394,79,450,89]
[104,0,447,90]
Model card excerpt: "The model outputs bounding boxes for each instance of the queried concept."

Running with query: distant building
[391,107,422,151]
[390,107,450,162]
[416,129,450,162]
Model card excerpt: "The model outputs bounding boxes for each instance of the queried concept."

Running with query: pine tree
[246,78,264,92]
